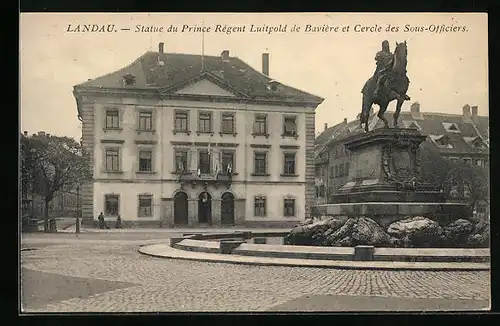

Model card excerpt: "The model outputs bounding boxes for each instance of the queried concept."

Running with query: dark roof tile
[75,51,323,104]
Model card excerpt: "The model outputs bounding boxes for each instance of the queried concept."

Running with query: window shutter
[265,152,269,174]
[219,151,223,173]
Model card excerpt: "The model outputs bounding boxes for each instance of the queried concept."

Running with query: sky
[20,13,488,140]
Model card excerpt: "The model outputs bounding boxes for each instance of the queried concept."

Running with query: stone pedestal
[316,128,468,224]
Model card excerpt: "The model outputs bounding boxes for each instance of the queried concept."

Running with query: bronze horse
[360,41,411,132]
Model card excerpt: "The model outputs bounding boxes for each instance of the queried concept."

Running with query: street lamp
[76,186,80,234]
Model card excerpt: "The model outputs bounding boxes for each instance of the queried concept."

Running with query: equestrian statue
[360,40,411,132]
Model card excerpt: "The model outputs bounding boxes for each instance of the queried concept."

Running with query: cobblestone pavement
[20,234,491,312]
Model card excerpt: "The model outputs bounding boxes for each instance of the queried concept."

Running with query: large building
[73,43,324,227]
[315,102,489,208]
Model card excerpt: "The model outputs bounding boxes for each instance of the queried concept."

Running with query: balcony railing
[177,170,232,189]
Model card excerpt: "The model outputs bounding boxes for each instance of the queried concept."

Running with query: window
[221,150,234,173]
[105,194,119,216]
[175,150,188,172]
[105,109,120,129]
[198,112,212,133]
[463,158,472,165]
[283,116,297,137]
[174,111,189,132]
[254,152,267,174]
[199,151,211,174]
[283,153,296,175]
[138,149,152,172]
[335,165,339,178]
[254,196,266,216]
[339,163,345,177]
[138,194,152,217]
[221,113,235,134]
[105,148,120,172]
[138,111,153,131]
[123,74,135,86]
[345,162,350,177]
[253,115,267,135]
[284,198,295,217]
[475,159,482,166]
[442,122,460,133]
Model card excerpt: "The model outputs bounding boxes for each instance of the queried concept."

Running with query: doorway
[221,192,235,226]
[173,192,188,226]
[198,192,212,225]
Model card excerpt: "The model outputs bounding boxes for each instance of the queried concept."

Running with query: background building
[73,43,324,227]
[315,102,489,214]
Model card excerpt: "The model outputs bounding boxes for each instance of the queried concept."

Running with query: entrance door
[198,192,212,225]
[173,192,188,225]
[221,192,235,226]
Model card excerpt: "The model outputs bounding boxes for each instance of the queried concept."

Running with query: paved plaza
[20,230,490,312]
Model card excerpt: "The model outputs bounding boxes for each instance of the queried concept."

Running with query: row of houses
[314,102,489,216]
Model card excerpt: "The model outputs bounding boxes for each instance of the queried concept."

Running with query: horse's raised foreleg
[377,102,389,128]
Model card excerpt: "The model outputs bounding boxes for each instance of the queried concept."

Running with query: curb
[137,245,490,272]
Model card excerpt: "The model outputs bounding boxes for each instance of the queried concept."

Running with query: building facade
[73,43,324,227]
[314,102,489,216]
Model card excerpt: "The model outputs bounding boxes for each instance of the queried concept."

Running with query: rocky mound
[285,216,489,248]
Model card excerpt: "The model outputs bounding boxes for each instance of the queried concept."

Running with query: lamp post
[76,186,80,234]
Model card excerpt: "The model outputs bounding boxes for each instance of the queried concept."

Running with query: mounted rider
[373,40,394,98]
[372,40,411,101]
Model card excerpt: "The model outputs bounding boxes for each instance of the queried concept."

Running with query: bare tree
[21,134,92,232]
[419,141,489,209]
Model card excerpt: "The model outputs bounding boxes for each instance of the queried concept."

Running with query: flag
[197,168,201,177]
[227,164,232,174]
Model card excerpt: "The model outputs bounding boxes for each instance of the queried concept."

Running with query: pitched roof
[315,121,348,145]
[369,111,489,154]
[74,51,323,105]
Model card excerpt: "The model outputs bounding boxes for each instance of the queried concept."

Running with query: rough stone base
[313,202,471,227]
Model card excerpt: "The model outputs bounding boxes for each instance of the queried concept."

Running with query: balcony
[177,170,232,189]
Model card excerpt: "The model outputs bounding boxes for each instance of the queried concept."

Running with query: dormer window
[430,135,453,149]
[464,136,486,149]
[442,122,460,133]
[267,80,279,91]
[123,74,136,86]
[403,120,421,130]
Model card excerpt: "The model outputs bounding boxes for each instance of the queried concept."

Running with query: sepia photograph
[19,12,490,313]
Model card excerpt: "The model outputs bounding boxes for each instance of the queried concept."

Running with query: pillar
[212,199,221,226]
[235,199,246,226]
[188,199,198,226]
[161,198,174,227]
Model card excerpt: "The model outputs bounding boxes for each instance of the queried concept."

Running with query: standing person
[98,212,105,229]
[115,215,122,229]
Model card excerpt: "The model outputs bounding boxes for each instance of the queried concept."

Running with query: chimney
[23,131,27,136]
[38,131,45,136]
[262,53,269,76]
[462,104,471,118]
[221,50,230,62]
[324,123,328,131]
[158,42,164,55]
[343,118,347,124]
[411,102,420,113]
[471,105,478,117]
